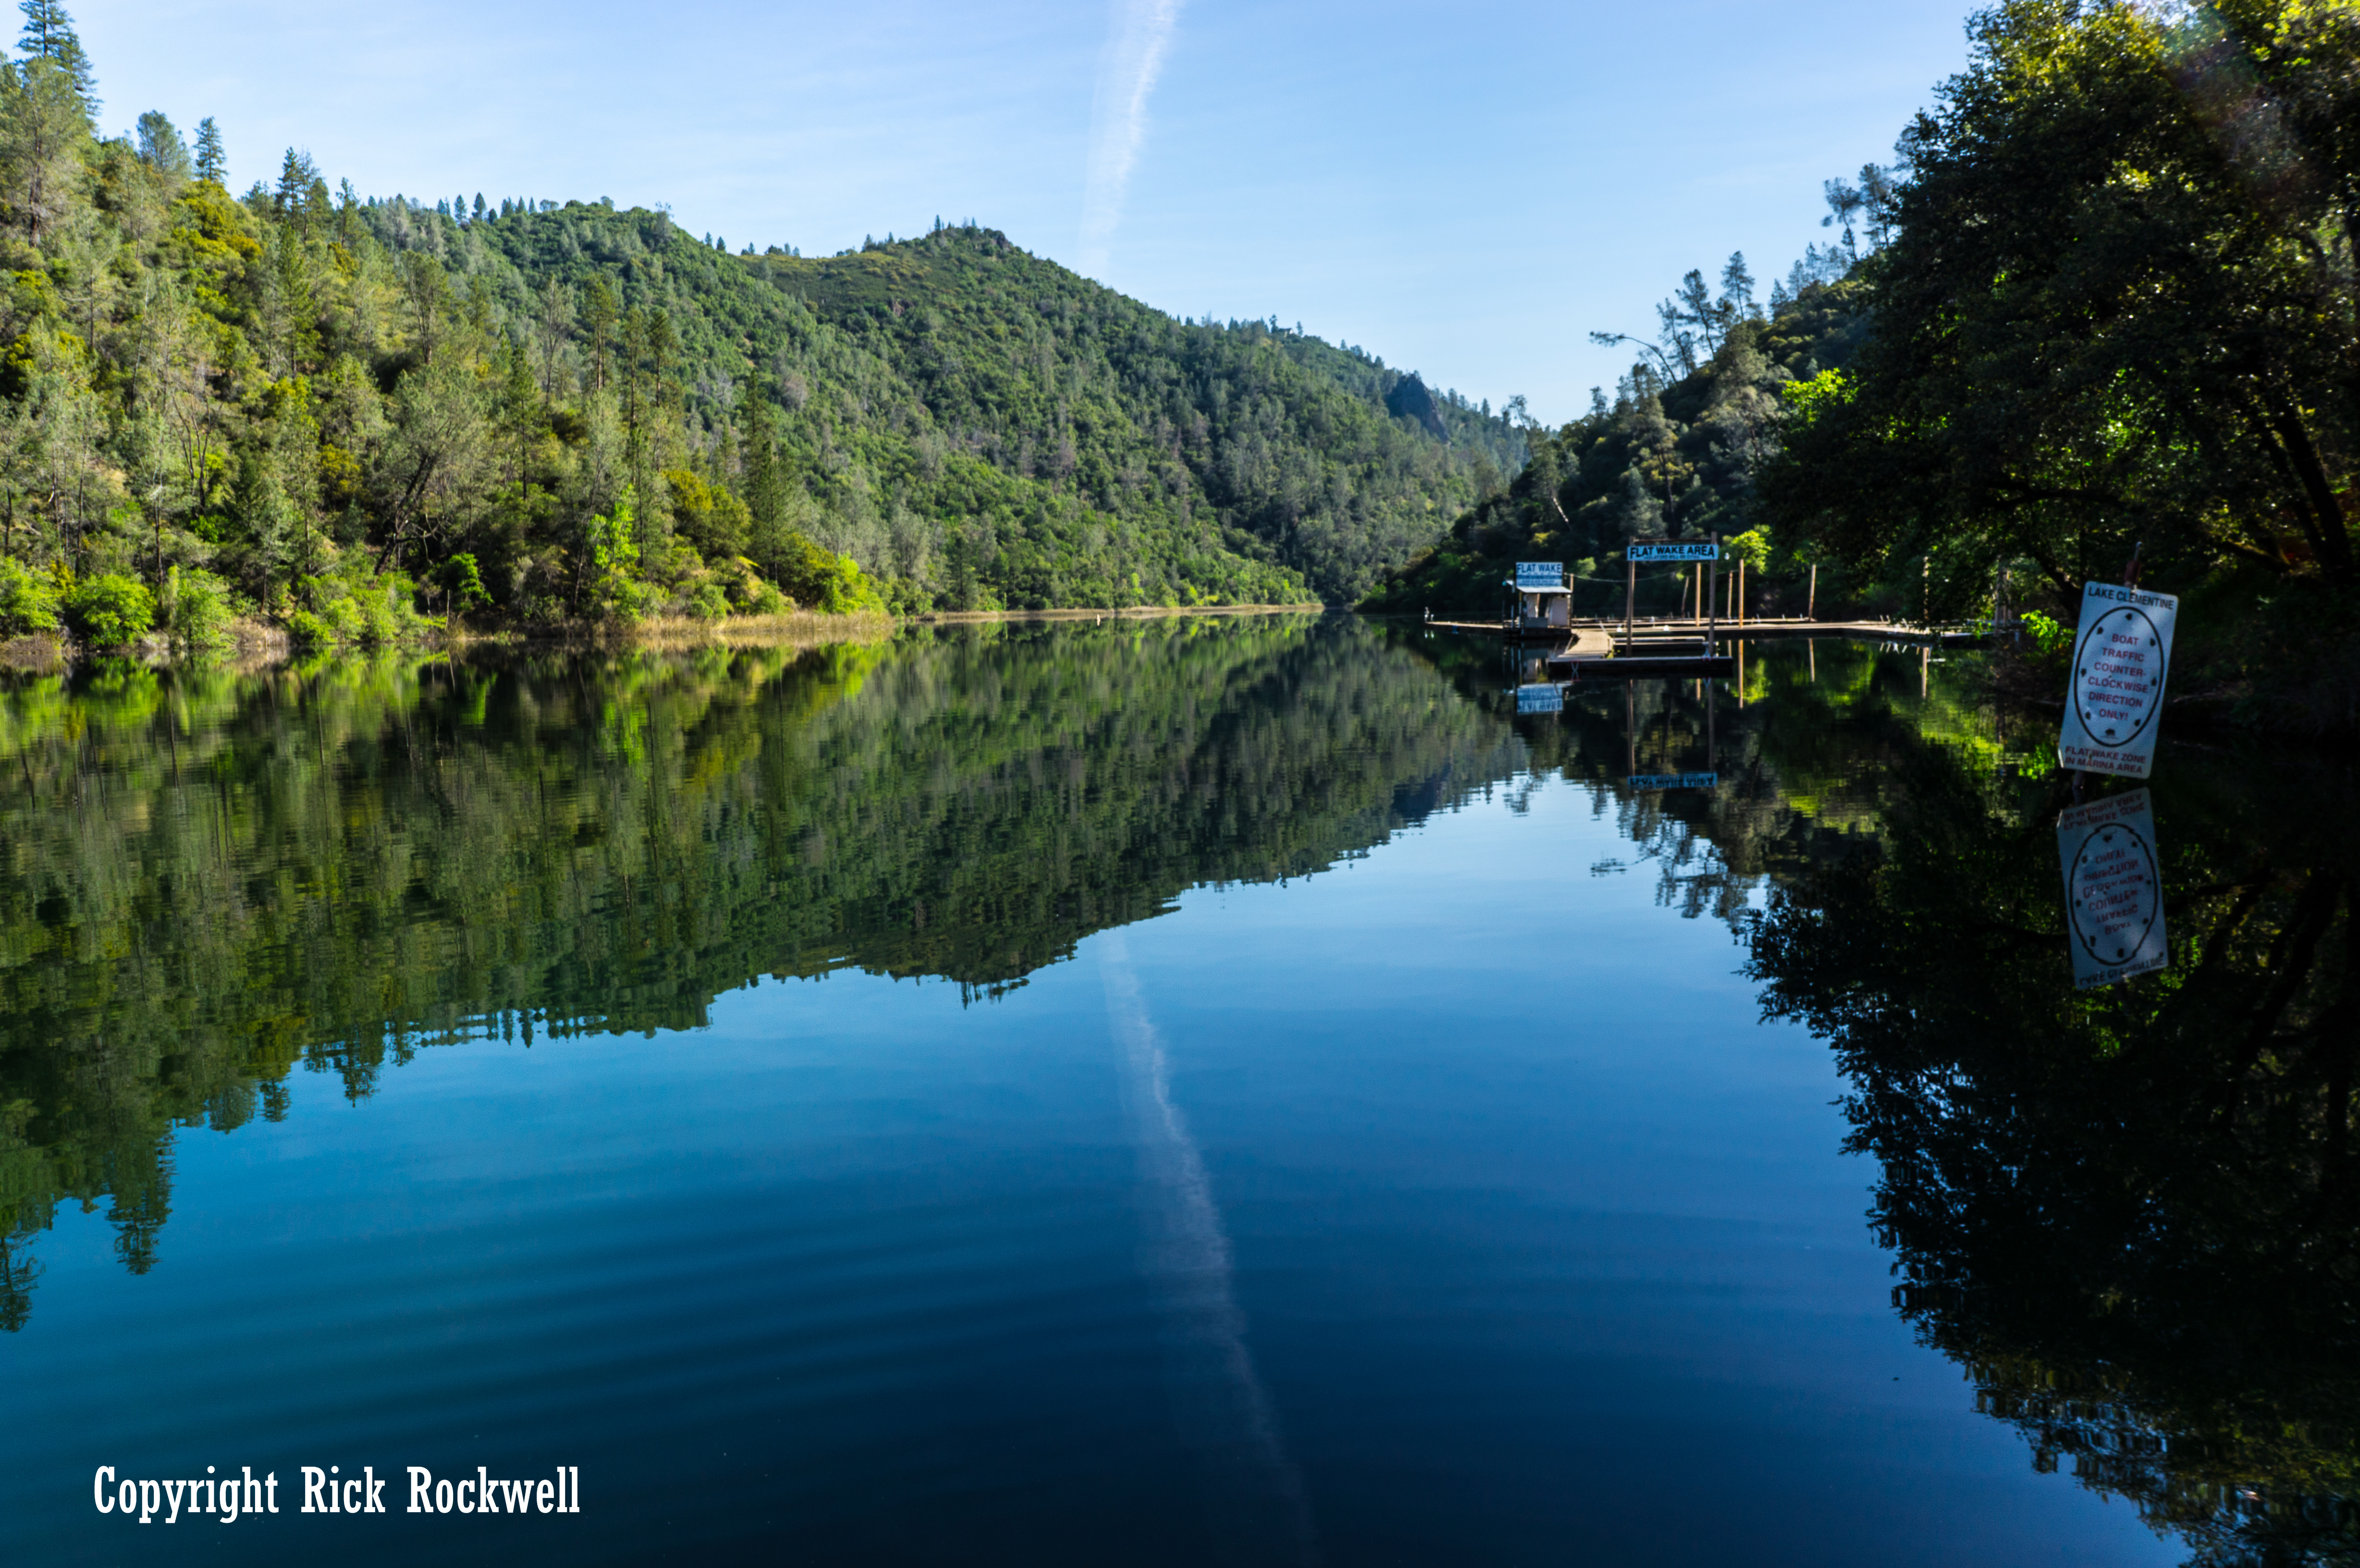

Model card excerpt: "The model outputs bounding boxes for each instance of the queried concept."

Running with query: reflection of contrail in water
[1100,932,1319,1566]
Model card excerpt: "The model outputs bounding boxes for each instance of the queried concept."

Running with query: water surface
[2,617,2347,1564]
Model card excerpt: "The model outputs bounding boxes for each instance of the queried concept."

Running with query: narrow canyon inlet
[2,616,2347,1565]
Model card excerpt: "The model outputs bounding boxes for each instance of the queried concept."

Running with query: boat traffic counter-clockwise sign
[2055,789,2169,989]
[2057,580,2178,780]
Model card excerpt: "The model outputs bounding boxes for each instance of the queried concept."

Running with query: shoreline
[901,602,1324,626]
[0,603,1330,674]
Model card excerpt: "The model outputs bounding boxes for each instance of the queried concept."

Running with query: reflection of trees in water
[0,618,1525,1324]
[1409,625,2360,1563]
[1405,630,1986,928]
[21,618,2348,1565]
[1745,734,2360,1566]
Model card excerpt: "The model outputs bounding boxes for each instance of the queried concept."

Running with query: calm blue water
[0,620,2225,1563]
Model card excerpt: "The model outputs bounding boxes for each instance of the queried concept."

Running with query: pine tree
[581,275,617,392]
[134,111,189,179]
[737,379,785,573]
[16,0,94,112]
[274,148,318,216]
[192,117,224,184]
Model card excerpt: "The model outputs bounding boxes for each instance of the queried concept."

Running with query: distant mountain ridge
[442,211,1527,607]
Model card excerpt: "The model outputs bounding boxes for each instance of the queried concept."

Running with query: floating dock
[1423,615,1989,649]
[1552,652,1734,680]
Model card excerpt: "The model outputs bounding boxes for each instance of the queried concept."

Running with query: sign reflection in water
[2055,788,2168,989]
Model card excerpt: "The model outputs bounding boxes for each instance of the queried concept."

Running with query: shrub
[738,580,789,616]
[64,573,156,647]
[162,567,236,650]
[321,597,366,642]
[688,580,730,621]
[2022,609,2073,657]
[359,591,401,644]
[439,553,492,616]
[0,558,60,635]
[284,609,335,649]
[770,530,886,615]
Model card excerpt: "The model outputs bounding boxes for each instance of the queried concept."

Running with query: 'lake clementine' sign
[2058,581,2177,779]
[2055,788,2169,989]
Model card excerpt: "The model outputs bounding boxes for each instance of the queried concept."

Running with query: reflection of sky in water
[5,765,2173,1565]
[1102,931,1318,1564]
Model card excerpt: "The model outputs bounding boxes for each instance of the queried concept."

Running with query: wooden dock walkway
[1422,616,1988,649]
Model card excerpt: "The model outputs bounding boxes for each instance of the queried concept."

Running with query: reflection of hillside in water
[0,616,1526,1323]
[9,620,2352,1566]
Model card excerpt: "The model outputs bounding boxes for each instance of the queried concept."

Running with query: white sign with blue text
[1515,562,1565,590]
[2058,581,2177,780]
[1626,543,1719,563]
[1515,683,1563,715]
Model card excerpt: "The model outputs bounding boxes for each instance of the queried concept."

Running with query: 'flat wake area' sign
[2058,581,2176,779]
[1626,542,1719,563]
[1515,562,1565,589]
[2055,788,2168,989]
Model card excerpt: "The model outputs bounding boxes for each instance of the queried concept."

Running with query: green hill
[0,18,1526,637]
[455,209,1528,607]
[1364,272,1869,619]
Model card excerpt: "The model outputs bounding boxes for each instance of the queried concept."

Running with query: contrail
[1078,0,1184,278]
[1100,931,1319,1565]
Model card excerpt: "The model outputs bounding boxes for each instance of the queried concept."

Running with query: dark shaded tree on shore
[1761,0,2360,617]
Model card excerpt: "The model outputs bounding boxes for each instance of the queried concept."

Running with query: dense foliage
[0,6,1524,641]
[1756,0,2360,726]
[1365,256,1872,618]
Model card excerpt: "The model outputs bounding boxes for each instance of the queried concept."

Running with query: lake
[3,614,2348,1565]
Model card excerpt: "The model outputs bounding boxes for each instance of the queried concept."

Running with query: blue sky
[79,0,1975,423]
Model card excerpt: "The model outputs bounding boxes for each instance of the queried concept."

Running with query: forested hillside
[1364,253,1870,618]
[1390,0,2360,733]
[0,5,1524,649]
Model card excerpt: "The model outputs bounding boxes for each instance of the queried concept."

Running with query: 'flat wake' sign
[2055,788,2168,989]
[1626,542,1719,563]
[1514,562,1565,590]
[2058,582,2177,779]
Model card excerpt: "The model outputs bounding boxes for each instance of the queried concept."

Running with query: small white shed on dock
[1513,585,1573,631]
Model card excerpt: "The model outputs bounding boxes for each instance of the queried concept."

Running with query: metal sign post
[1706,533,1719,657]
[1623,542,1721,641]
[2057,581,2178,779]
